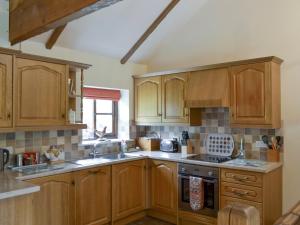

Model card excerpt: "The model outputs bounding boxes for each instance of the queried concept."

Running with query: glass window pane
[96,115,113,134]
[82,98,95,139]
[96,100,112,113]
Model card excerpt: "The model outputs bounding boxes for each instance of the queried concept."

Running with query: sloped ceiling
[30,0,207,64]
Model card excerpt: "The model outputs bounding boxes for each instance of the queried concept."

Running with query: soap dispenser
[238,137,245,159]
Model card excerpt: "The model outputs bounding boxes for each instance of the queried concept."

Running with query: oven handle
[179,175,218,184]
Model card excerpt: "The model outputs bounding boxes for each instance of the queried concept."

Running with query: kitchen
[0,0,300,225]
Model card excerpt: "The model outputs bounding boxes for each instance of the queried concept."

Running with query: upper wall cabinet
[186,68,230,108]
[0,54,13,128]
[134,56,282,128]
[135,76,162,124]
[15,58,67,127]
[162,73,189,123]
[134,75,201,126]
[230,61,281,128]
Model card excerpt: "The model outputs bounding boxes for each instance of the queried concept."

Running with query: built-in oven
[178,163,219,217]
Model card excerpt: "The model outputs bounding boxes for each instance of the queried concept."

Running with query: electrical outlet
[255,141,268,148]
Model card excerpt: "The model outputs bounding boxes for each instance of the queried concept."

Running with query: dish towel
[189,176,204,211]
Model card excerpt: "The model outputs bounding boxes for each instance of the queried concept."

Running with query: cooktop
[185,154,233,163]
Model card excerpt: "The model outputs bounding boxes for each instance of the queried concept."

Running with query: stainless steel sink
[11,163,66,175]
[70,153,136,166]
[225,159,267,167]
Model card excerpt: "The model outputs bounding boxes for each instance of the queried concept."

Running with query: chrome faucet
[89,143,100,158]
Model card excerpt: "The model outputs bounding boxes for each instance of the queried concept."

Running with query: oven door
[178,175,219,217]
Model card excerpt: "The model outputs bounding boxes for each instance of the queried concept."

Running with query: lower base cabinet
[28,173,75,225]
[0,194,34,225]
[148,160,178,224]
[112,160,147,223]
[178,211,217,225]
[220,167,282,225]
[74,166,111,225]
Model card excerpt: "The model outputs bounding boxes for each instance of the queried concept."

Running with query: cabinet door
[162,73,189,123]
[28,173,75,225]
[0,54,13,128]
[112,160,146,221]
[135,76,162,123]
[75,166,111,225]
[230,62,272,126]
[15,58,67,126]
[150,160,177,216]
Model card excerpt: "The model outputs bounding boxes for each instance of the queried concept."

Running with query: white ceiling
[30,0,207,64]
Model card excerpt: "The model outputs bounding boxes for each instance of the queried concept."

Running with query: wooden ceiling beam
[9,0,123,45]
[46,24,67,49]
[120,0,180,64]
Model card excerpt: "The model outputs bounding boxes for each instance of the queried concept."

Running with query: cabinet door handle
[62,113,65,118]
[158,113,162,116]
[7,112,11,119]
[71,180,75,186]
[89,170,101,174]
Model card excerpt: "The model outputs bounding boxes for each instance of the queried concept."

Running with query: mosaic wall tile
[133,108,283,160]
[0,130,84,164]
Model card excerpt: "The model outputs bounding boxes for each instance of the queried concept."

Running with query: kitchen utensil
[262,135,272,149]
[0,148,10,171]
[181,131,189,146]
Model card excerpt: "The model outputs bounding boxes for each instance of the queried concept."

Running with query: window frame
[82,98,118,140]
[93,99,118,139]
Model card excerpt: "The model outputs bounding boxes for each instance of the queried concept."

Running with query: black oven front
[178,163,219,217]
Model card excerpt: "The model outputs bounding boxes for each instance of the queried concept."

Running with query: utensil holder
[267,149,280,162]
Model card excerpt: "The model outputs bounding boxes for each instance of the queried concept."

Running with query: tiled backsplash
[0,130,85,160]
[132,108,283,160]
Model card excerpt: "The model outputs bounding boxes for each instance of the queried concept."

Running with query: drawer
[221,182,263,203]
[220,196,263,224]
[221,169,263,187]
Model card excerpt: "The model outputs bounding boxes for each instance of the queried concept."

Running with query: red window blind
[83,87,121,101]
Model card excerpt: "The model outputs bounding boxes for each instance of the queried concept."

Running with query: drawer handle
[232,175,250,182]
[232,188,249,196]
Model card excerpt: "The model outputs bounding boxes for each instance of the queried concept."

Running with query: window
[83,99,118,140]
[82,87,121,140]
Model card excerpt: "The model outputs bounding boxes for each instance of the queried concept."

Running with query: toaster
[160,138,179,152]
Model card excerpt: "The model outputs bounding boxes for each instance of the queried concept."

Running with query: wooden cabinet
[74,166,111,225]
[28,173,75,225]
[186,68,230,108]
[15,58,67,127]
[112,160,146,222]
[0,54,13,128]
[134,74,201,125]
[230,61,281,128]
[149,160,177,223]
[178,211,217,225]
[162,73,189,123]
[220,167,282,225]
[135,76,162,124]
[0,194,33,225]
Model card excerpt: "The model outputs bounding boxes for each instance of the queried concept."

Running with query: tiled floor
[128,217,173,225]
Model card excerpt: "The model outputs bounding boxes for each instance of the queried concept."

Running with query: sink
[12,163,66,175]
[98,153,133,160]
[225,159,267,167]
[70,158,111,166]
[70,153,135,166]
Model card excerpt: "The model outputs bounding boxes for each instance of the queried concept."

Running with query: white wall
[0,2,147,122]
[146,0,300,213]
